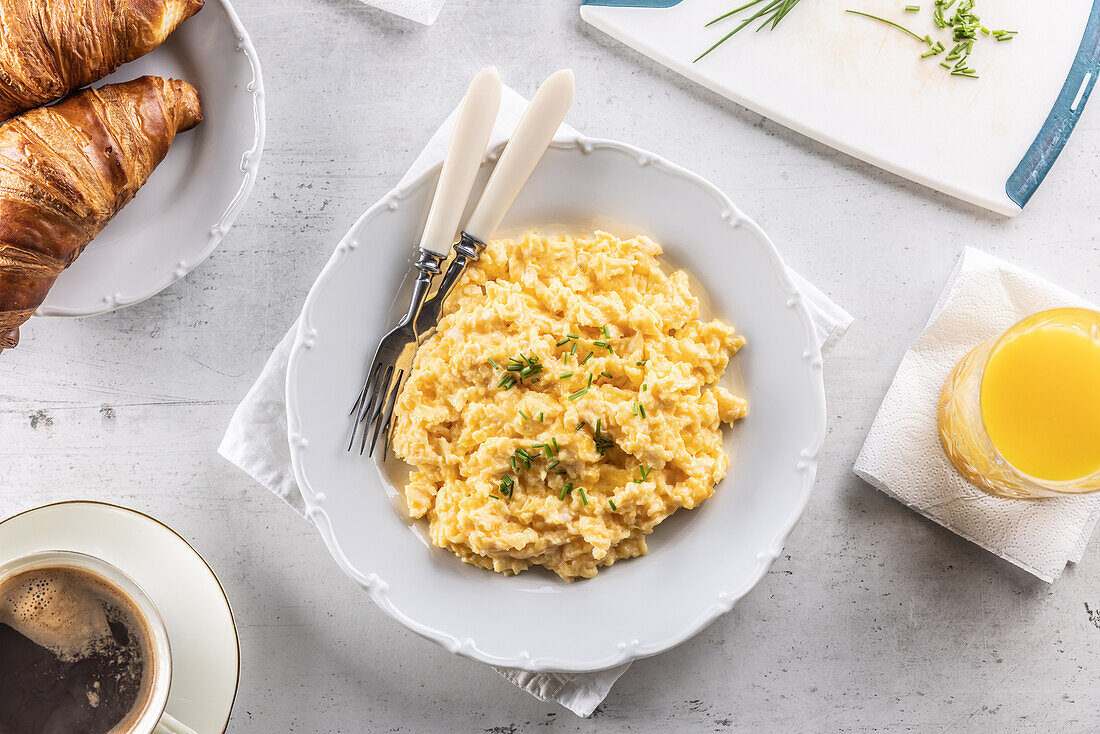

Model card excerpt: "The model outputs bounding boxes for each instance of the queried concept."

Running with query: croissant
[0,75,202,351]
[0,0,204,122]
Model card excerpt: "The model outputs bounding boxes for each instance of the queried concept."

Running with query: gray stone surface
[2,0,1099,731]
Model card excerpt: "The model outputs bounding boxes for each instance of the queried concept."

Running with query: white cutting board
[581,0,1100,215]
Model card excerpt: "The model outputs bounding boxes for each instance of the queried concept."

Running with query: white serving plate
[286,137,826,673]
[36,0,265,317]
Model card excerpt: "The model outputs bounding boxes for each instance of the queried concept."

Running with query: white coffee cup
[0,550,199,734]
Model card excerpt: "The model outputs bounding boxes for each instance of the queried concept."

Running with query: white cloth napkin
[854,247,1100,583]
[219,84,853,716]
[356,0,445,25]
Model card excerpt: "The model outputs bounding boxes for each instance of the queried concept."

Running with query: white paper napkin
[356,0,445,25]
[854,247,1100,583]
[219,84,852,716]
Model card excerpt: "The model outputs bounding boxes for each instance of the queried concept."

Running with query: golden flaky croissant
[0,75,202,350]
[0,0,204,122]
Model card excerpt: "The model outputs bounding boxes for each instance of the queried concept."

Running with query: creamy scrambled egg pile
[392,231,747,581]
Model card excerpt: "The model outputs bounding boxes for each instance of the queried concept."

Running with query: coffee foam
[0,568,116,660]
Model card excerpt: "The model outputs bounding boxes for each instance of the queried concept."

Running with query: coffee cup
[0,550,199,734]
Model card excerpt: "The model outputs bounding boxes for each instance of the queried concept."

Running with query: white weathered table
[3,1,1099,730]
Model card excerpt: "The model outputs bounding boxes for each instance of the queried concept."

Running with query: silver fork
[348,67,502,456]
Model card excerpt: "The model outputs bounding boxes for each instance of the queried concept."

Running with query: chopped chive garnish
[567,333,579,339]
[531,443,545,448]
[642,384,648,391]
[500,475,515,498]
[576,421,586,431]
[578,488,588,506]
[570,342,578,357]
[510,455,518,472]
[538,412,544,422]
[542,445,553,459]
[519,365,542,379]
[580,352,594,365]
[636,360,648,366]
[560,482,573,500]
[516,448,531,461]
[490,494,501,500]
[596,419,602,434]
[601,324,611,339]
[587,373,593,388]
[547,460,560,470]
[601,372,614,380]
[488,357,500,369]
[633,402,639,416]
[518,409,530,421]
[608,499,617,511]
[568,388,588,401]
[551,437,559,452]
[505,364,524,372]
[559,371,573,379]
[497,375,516,390]
[556,338,571,347]
[904,4,919,11]
[639,404,647,418]
[593,340,609,348]
[509,357,524,365]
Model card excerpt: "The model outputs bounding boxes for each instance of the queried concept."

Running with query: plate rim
[35,0,266,318]
[285,135,827,672]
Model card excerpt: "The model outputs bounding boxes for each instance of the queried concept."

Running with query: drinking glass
[938,307,1100,499]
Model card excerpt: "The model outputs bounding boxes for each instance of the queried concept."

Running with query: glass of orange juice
[939,308,1100,499]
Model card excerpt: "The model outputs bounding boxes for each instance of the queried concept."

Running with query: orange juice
[939,308,1100,498]
[980,324,1100,482]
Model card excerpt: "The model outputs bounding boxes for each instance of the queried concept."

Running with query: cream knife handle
[464,69,575,242]
[418,67,502,256]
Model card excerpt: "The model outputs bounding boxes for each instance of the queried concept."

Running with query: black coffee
[0,566,155,734]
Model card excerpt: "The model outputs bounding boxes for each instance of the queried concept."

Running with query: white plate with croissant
[0,0,264,351]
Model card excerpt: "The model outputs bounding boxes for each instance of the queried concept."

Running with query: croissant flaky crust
[0,0,204,122]
[0,75,202,350]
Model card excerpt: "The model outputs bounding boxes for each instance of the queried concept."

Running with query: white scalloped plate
[286,137,826,673]
[35,0,265,317]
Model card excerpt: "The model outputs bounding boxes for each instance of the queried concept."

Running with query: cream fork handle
[464,69,575,242]
[418,67,502,256]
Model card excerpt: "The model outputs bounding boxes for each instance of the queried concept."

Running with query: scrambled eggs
[392,230,747,581]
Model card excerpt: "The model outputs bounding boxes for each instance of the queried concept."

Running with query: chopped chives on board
[904,4,919,11]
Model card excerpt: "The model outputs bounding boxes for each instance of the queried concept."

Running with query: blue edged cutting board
[582,0,1100,215]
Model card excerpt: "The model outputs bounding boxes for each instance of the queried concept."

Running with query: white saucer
[0,501,239,733]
